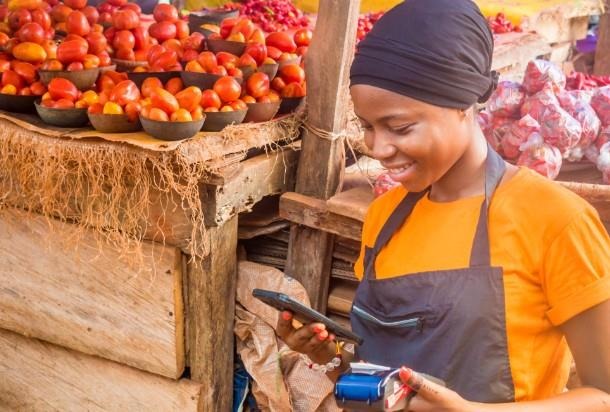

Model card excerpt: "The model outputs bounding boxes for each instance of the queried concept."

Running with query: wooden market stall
[0,108,301,411]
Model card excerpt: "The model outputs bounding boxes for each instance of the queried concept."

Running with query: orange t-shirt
[354,167,610,401]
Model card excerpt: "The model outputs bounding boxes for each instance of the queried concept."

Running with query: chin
[399,178,430,193]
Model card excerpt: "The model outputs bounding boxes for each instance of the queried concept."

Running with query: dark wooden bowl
[244,101,281,123]
[180,71,223,90]
[258,63,279,80]
[238,65,256,81]
[0,93,37,113]
[38,68,100,91]
[188,9,239,28]
[278,97,304,115]
[140,115,205,140]
[99,64,117,73]
[111,59,148,72]
[88,112,142,133]
[206,38,246,56]
[35,102,89,127]
[201,109,247,132]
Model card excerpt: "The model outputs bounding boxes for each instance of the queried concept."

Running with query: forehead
[350,84,439,122]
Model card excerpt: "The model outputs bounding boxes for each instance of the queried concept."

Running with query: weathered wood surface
[186,216,238,412]
[0,207,185,379]
[0,328,202,412]
[327,186,374,222]
[204,144,299,226]
[522,0,601,43]
[492,32,551,76]
[327,281,357,316]
[285,0,361,312]
[594,1,610,75]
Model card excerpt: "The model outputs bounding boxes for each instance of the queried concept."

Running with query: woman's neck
[429,131,488,202]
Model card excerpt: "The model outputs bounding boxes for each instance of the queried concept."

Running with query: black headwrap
[350,0,498,109]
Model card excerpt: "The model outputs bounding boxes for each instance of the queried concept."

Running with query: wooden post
[186,216,238,412]
[284,0,361,311]
[594,1,610,75]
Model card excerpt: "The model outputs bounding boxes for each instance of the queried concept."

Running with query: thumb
[399,367,447,402]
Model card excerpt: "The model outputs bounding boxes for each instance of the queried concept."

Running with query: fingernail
[399,367,413,383]
[312,324,322,333]
[318,331,328,341]
[281,311,292,321]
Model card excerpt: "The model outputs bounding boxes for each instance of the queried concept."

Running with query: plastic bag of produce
[517,133,562,180]
[488,116,516,157]
[586,125,610,163]
[539,106,582,155]
[557,89,594,107]
[590,86,610,126]
[374,173,401,197]
[478,110,499,151]
[502,114,540,160]
[520,84,560,120]
[557,91,601,159]
[597,142,610,184]
[522,60,566,95]
[487,81,525,118]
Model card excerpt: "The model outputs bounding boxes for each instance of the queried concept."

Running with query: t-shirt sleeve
[543,206,610,325]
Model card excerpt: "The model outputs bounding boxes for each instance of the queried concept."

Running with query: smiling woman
[276,0,610,410]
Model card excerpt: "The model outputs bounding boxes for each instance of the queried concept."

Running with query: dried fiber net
[0,114,301,264]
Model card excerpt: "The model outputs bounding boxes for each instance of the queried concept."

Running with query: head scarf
[350,0,498,109]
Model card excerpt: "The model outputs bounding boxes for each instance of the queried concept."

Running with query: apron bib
[350,148,515,403]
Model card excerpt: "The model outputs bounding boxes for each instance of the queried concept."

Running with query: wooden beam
[285,0,361,311]
[0,328,202,411]
[186,216,238,412]
[595,1,610,75]
[0,207,185,379]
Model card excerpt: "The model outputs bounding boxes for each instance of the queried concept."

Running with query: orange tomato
[190,106,203,120]
[246,72,270,99]
[141,77,163,98]
[268,90,280,102]
[170,107,192,122]
[41,91,52,101]
[238,53,257,70]
[30,81,46,95]
[124,101,140,122]
[165,77,183,95]
[97,50,111,66]
[175,86,202,112]
[293,28,313,47]
[0,60,10,73]
[41,98,55,107]
[185,60,204,73]
[200,89,221,109]
[242,95,256,104]
[197,51,217,72]
[150,87,178,114]
[12,41,47,63]
[109,79,140,106]
[54,98,75,109]
[213,76,241,103]
[147,107,169,121]
[74,99,88,108]
[220,105,234,112]
[80,90,98,105]
[271,77,286,92]
[41,59,63,71]
[115,47,135,61]
[175,20,189,40]
[0,84,16,94]
[230,99,247,111]
[281,82,305,98]
[83,53,100,69]
[103,101,123,114]
[133,65,147,72]
[257,95,271,103]
[204,106,219,112]
[226,32,245,43]
[249,28,265,45]
[279,63,305,85]
[87,102,103,114]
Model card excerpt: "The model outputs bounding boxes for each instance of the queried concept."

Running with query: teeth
[388,164,412,174]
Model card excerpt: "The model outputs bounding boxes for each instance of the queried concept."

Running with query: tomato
[279,64,305,85]
[238,53,257,70]
[153,50,178,71]
[185,60,204,72]
[197,51,217,72]
[266,46,282,61]
[246,72,270,99]
[8,9,32,32]
[30,81,46,95]
[12,42,47,63]
[151,87,178,114]
[175,20,188,40]
[115,47,135,61]
[67,62,84,71]
[41,98,54,107]
[91,23,103,33]
[31,9,51,30]
[42,39,57,59]
[18,87,32,96]
[109,80,140,106]
[226,32,245,43]
[191,106,203,120]
[41,59,63,71]
[147,107,169,121]
[48,77,78,101]
[124,101,140,122]
[66,11,90,37]
[266,32,296,53]
[220,105,234,112]
[162,39,183,60]
[211,65,228,76]
[64,33,88,47]
[271,77,286,92]
[80,90,98,106]
[204,106,219,112]
[149,21,176,43]
[64,0,86,9]
[231,18,255,40]
[113,30,135,50]
[165,77,183,95]
[181,32,204,51]
[54,98,75,109]
[120,3,141,14]
[153,4,178,23]
[75,98,88,108]
[242,95,256,104]
[0,60,9,73]
[141,77,163,98]
[0,84,16,94]
[244,43,267,66]
[107,0,127,6]
[0,34,9,49]
[213,76,241,103]
[200,89,221,109]
[216,51,238,68]
[294,29,312,47]
[83,54,100,69]
[112,9,139,31]
[227,67,243,79]
[86,32,107,54]
[57,39,87,64]
[230,99,247,111]
[146,44,165,65]
[296,46,308,57]
[170,108,192,122]
[97,51,111,66]
[175,86,201,112]
[103,101,123,114]
[18,22,45,44]
[87,102,103,114]
[249,28,265,45]
[11,61,36,83]
[281,82,305,98]
[219,17,237,39]
[132,26,149,51]
[82,6,98,25]
[182,49,198,63]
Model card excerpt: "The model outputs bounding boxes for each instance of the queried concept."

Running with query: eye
[360,122,373,132]
[390,123,414,135]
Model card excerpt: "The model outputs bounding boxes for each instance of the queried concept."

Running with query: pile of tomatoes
[239,0,310,33]
[487,13,522,34]
[356,11,384,42]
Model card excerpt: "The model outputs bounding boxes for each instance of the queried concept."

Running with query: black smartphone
[252,288,364,345]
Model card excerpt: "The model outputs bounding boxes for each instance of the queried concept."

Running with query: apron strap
[363,145,506,279]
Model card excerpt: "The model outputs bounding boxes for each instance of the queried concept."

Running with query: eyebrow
[355,112,413,123]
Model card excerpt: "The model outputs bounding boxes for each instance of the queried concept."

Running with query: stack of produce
[41,76,97,108]
[486,12,521,34]
[480,59,610,183]
[97,0,139,27]
[356,11,384,42]
[238,0,310,33]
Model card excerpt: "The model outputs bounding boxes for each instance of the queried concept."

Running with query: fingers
[276,310,332,353]
[276,310,294,340]
[400,367,445,399]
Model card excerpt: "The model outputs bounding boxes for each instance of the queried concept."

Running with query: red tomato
[153,4,178,23]
[271,76,286,92]
[82,6,98,25]
[87,102,103,114]
[151,87,179,114]
[141,76,163,98]
[124,101,141,122]
[230,17,255,40]
[244,43,267,66]
[175,86,202,112]
[213,76,241,103]
[120,3,141,15]
[67,61,84,71]
[216,51,238,68]
[197,51,217,72]
[48,77,78,101]
[11,61,36,83]
[31,9,51,30]
[8,9,32,32]
[267,46,282,61]
[109,79,140,106]
[2,70,24,89]
[266,32,296,53]
[113,30,135,50]
[182,49,198,63]
[149,21,177,42]
[279,64,305,84]
[293,28,312,47]
[18,22,45,44]
[162,38,183,60]
[112,9,139,31]
[54,98,75,109]
[246,72,270,99]
[107,0,127,6]
[175,20,188,40]
[146,44,165,65]
[30,81,46,95]
[57,39,88,63]
[0,60,9,73]
[115,47,135,61]
[66,11,90,37]
[147,107,169,121]
[50,4,71,23]
[153,50,178,71]
[132,26,149,50]
[18,87,32,96]
[165,77,183,95]
[200,89,221,109]
[281,82,305,98]
[86,32,107,54]
[182,32,204,51]
[64,0,86,9]
[97,50,111,66]
[238,53,257,70]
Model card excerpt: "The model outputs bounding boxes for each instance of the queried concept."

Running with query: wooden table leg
[186,216,238,412]
[594,1,610,75]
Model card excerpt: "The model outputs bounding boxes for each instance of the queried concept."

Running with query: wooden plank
[328,281,357,316]
[595,1,610,75]
[0,208,185,379]
[186,216,238,412]
[530,15,590,44]
[0,328,202,412]
[327,186,374,222]
[204,145,299,227]
[285,0,361,312]
[238,221,290,240]
[492,32,551,75]
[548,41,574,64]
[280,192,364,241]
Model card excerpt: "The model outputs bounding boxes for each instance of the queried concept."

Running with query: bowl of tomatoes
[38,67,101,91]
[140,114,206,141]
[0,93,38,113]
[35,101,89,127]
[127,71,181,89]
[206,38,247,57]
[188,8,239,28]
[244,100,281,123]
[88,112,142,133]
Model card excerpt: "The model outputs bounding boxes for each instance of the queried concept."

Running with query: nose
[366,130,397,161]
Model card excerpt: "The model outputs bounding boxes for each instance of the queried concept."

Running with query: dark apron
[350,148,515,403]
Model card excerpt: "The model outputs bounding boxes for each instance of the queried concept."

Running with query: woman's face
[351,84,474,192]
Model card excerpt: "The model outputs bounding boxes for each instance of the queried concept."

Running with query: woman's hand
[400,367,476,412]
[276,310,337,365]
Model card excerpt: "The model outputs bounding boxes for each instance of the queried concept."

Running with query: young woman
[277,0,610,410]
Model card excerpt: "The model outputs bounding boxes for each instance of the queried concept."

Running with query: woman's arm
[404,300,610,412]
